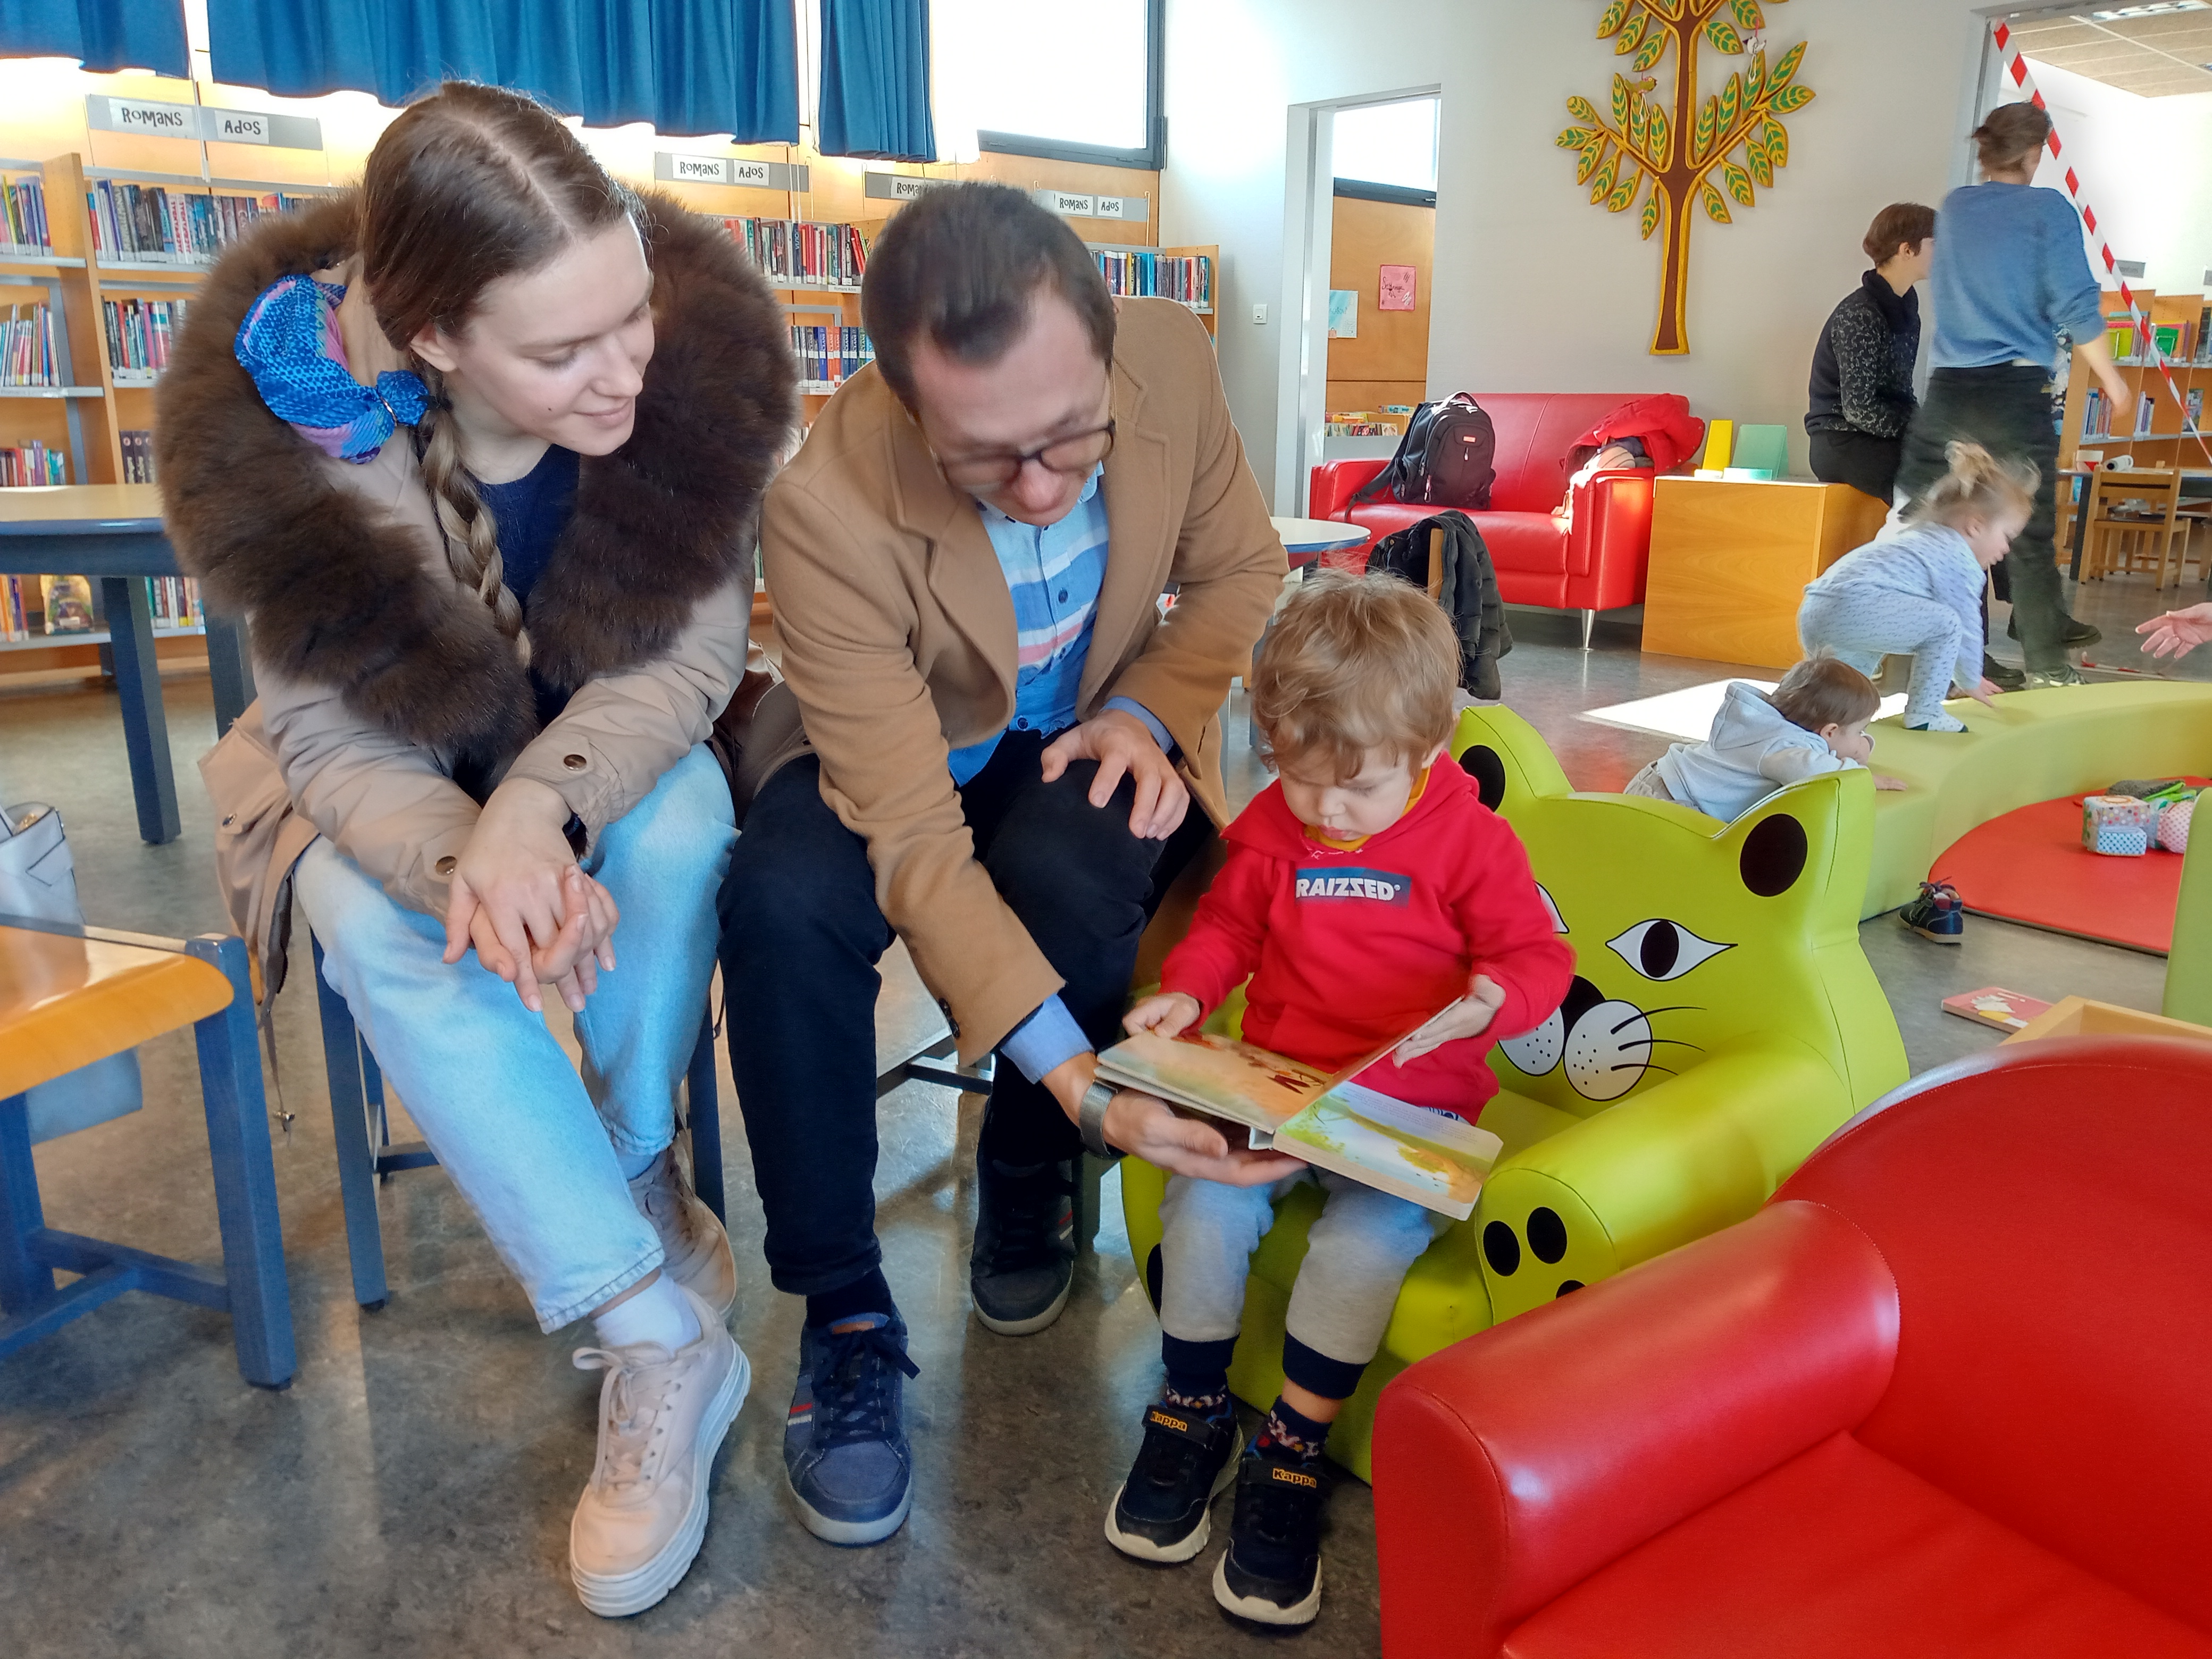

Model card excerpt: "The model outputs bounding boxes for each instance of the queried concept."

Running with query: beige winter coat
[159,191,795,997]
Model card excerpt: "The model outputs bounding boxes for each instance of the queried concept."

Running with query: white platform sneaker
[628,1144,739,1320]
[569,1284,749,1618]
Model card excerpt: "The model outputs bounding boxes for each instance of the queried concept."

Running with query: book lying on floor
[1095,1021,1502,1219]
[1941,987,2054,1032]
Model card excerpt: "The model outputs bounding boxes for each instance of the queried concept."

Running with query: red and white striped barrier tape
[1989,19,2211,466]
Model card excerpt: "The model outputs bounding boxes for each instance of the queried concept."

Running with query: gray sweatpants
[1158,1169,1451,1394]
[1798,588,1967,727]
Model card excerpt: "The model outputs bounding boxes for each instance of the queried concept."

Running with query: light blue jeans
[296,745,735,1331]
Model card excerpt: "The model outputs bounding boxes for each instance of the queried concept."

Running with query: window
[1333,97,1439,206]
[933,0,1162,167]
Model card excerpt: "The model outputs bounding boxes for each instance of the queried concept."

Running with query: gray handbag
[1,800,144,1142]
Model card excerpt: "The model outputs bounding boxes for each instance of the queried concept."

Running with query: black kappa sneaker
[1213,1452,1326,1626]
[1104,1398,1243,1563]
[969,1157,1076,1336]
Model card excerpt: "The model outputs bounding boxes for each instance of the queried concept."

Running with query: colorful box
[2082,794,2157,856]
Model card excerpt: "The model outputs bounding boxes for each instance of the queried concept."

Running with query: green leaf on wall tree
[1763,114,1789,165]
[1743,48,1767,103]
[1730,0,1764,30]
[1597,0,1631,38]
[1702,180,1732,223]
[1746,136,1774,187]
[1557,125,1599,149]
[1647,105,1672,167]
[1577,139,1605,183]
[1705,14,1743,54]
[1721,158,1755,206]
[1612,73,1632,127]
[1632,29,1668,71]
[1771,40,1806,87]
[1568,95,1603,124]
[1606,165,1643,211]
[1640,182,1665,239]
[1771,83,1815,112]
[1718,71,1742,131]
[1590,153,1621,202]
[1693,95,1718,164]
[1616,13,1648,53]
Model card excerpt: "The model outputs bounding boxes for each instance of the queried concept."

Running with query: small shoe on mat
[1982,656,2027,692]
[2023,666,2084,690]
[1900,880,1965,944]
[1905,713,1968,733]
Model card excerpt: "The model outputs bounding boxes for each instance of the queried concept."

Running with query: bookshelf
[2058,288,2212,472]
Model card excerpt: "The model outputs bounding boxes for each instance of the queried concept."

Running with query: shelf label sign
[863,173,951,202]
[652,153,809,191]
[86,96,322,150]
[1032,189,1149,222]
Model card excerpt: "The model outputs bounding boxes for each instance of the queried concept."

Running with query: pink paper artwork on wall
[1378,264,1417,312]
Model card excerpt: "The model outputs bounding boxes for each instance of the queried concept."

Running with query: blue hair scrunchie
[234,274,431,464]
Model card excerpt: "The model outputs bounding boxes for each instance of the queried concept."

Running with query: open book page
[1095,1030,1338,1137]
[1273,1080,1502,1220]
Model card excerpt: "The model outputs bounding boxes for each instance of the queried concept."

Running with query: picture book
[1940,987,2053,1032]
[39,573,93,634]
[1095,1020,1503,1218]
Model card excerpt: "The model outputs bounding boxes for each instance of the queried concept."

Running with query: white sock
[616,1146,660,1182]
[592,1276,699,1352]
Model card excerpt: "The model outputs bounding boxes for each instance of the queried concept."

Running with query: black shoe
[2006,614,2101,647]
[1105,1398,1243,1562]
[969,1157,1075,1335]
[1982,655,2027,692]
[1212,1452,1326,1627]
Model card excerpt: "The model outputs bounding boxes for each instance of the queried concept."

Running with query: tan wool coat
[758,297,1285,1064]
[161,191,795,997]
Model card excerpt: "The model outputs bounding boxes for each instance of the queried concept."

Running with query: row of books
[86,181,317,266]
[103,298,190,381]
[2080,385,2208,439]
[1325,420,1398,436]
[121,428,157,482]
[2104,306,2212,367]
[791,323,875,387]
[0,573,203,643]
[724,217,870,288]
[1092,250,1213,308]
[2,170,52,253]
[1,440,67,487]
[2,302,62,387]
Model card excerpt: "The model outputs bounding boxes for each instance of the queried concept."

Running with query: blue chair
[309,931,724,1311]
[1,915,295,1387]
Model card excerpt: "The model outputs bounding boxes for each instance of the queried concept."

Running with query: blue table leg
[186,935,297,1388]
[0,1092,57,1316]
[97,574,181,845]
[204,612,256,738]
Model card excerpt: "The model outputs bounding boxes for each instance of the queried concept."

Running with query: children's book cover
[1096,1012,1502,1218]
[1940,987,2053,1032]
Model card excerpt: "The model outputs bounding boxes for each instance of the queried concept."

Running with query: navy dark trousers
[718,733,1166,1298]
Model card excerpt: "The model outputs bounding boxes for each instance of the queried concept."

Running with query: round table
[1271,514,1370,565]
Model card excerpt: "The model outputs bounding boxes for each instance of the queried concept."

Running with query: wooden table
[1640,478,1890,669]
[0,485,256,845]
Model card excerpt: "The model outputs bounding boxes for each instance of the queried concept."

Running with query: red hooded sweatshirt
[1159,753,1574,1121]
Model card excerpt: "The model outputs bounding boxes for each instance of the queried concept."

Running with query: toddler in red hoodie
[1103,572,1572,1625]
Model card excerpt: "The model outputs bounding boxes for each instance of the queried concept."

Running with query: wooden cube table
[1641,478,1889,668]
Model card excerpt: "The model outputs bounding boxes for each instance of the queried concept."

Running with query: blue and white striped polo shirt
[948,465,1111,784]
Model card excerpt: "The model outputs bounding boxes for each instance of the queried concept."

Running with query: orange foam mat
[1933,790,2199,956]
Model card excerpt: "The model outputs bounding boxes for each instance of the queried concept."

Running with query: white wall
[1162,0,2000,500]
[2028,58,2212,298]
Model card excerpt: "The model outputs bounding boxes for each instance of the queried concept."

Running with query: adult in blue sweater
[1894,101,2132,689]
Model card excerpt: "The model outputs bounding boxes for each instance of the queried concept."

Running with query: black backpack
[1351,392,1497,511]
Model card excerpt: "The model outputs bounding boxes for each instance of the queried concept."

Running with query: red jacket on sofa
[1370,1035,2212,1658]
[1308,392,1677,620]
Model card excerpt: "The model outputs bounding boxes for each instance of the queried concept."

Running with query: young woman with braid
[160,82,794,1615]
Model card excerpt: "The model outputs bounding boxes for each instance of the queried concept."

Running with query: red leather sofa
[1372,1035,2212,1659]
[1308,392,1663,648]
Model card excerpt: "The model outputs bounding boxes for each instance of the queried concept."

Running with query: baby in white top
[1627,655,1907,821]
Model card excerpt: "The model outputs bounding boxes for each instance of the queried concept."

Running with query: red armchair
[1372,1035,2212,1659]
[1308,392,1664,647]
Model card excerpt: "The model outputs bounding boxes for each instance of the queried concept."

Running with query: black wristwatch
[1079,1079,1121,1161]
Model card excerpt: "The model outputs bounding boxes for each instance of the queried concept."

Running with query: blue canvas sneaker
[784,1313,919,1546]
[1900,878,1965,944]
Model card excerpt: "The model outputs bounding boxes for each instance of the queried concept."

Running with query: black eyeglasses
[935,420,1116,490]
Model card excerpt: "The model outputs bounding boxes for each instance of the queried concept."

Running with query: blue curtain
[0,0,189,75]
[206,0,800,143]
[817,0,934,161]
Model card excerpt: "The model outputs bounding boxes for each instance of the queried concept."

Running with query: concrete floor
[0,564,2194,1657]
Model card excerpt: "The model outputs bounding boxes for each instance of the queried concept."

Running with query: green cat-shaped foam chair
[1119,703,1908,1480]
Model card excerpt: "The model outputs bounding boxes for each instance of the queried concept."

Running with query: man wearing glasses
[719,182,1287,1545]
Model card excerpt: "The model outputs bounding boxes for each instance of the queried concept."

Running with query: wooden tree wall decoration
[1556,0,1816,355]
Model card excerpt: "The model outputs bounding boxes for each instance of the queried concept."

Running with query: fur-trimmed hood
[157,189,795,767]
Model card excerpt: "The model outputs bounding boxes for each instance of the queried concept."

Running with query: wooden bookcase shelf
[2058,288,2212,471]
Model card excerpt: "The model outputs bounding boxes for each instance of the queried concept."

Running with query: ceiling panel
[2012,3,2212,95]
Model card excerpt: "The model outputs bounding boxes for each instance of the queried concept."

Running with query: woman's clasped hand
[442,776,620,1013]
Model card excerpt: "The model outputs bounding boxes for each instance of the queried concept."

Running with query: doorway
[1272,87,1441,514]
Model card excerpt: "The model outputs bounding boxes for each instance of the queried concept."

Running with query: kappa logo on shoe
[1148,1409,1191,1433]
[1269,1465,1320,1489]
[1293,866,1411,905]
